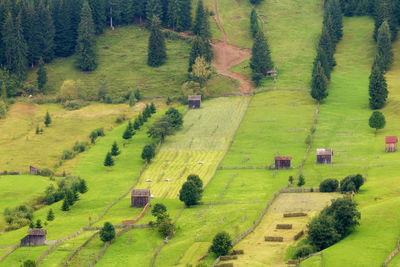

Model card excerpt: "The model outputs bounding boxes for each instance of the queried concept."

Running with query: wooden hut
[30,166,38,175]
[131,189,150,207]
[385,136,398,152]
[274,156,291,169]
[188,95,201,109]
[21,228,46,246]
[316,149,333,164]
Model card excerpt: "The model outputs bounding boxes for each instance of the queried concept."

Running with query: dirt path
[212,0,254,93]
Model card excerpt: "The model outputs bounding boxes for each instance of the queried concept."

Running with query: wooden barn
[21,228,46,246]
[385,136,398,152]
[131,189,150,207]
[274,156,291,169]
[30,166,38,175]
[316,149,333,164]
[188,95,201,109]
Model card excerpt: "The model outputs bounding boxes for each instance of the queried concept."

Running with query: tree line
[0,0,195,92]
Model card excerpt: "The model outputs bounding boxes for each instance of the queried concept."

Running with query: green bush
[73,141,88,153]
[62,100,89,110]
[39,168,54,177]
[100,222,115,242]
[4,205,33,231]
[340,174,364,192]
[210,231,232,256]
[61,150,75,160]
[319,178,339,192]
[293,244,316,259]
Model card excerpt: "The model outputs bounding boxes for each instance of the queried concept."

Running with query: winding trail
[211,0,254,93]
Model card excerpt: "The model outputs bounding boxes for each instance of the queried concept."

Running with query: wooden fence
[281,188,320,193]
[0,244,20,263]
[63,231,99,267]
[382,236,400,266]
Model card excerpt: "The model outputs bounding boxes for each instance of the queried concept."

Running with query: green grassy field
[0,101,143,172]
[27,25,237,98]
[300,17,400,267]
[0,175,53,230]
[228,0,323,90]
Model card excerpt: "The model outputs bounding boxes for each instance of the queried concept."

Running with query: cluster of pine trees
[0,0,194,94]
[310,0,343,102]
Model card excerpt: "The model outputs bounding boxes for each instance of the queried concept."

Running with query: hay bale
[232,249,244,255]
[294,230,304,241]
[276,224,292,229]
[220,255,238,261]
[265,236,283,242]
[216,263,234,267]
[283,212,307,218]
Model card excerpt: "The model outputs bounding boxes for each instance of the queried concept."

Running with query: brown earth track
[211,0,254,93]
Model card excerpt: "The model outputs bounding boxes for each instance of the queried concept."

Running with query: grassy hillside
[0,102,143,172]
[301,16,400,267]
[27,25,237,98]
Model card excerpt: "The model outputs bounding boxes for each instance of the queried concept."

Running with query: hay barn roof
[131,189,150,197]
[274,156,292,161]
[28,228,46,236]
[316,149,333,156]
[188,95,201,101]
[385,136,398,143]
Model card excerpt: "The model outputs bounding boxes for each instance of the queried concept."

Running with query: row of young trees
[310,0,343,102]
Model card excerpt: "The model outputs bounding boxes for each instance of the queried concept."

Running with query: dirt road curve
[212,0,254,93]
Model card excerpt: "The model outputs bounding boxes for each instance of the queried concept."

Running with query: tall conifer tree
[147,16,166,67]
[146,0,163,25]
[193,0,210,39]
[377,20,393,71]
[250,30,273,83]
[369,58,388,109]
[89,0,106,34]
[3,12,28,80]
[311,61,328,101]
[76,1,97,71]
[37,58,47,92]
[38,3,55,62]
[250,8,259,38]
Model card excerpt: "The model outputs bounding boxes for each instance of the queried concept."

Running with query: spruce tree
[78,179,88,193]
[1,82,7,102]
[89,0,106,34]
[35,219,42,229]
[250,8,259,38]
[147,16,166,67]
[167,0,192,31]
[38,3,55,62]
[311,61,328,101]
[319,26,335,70]
[133,118,140,129]
[52,0,75,57]
[44,111,51,127]
[3,12,28,80]
[104,152,114,166]
[150,102,156,113]
[377,21,393,71]
[193,0,210,39]
[188,37,212,72]
[61,198,70,211]
[111,141,120,156]
[37,58,47,92]
[146,0,163,25]
[250,30,273,84]
[373,0,397,42]
[129,91,136,107]
[369,59,388,109]
[22,3,41,67]
[47,209,55,221]
[76,1,97,71]
[314,47,331,79]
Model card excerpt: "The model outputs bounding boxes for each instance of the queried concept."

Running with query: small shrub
[319,178,339,192]
[293,244,316,259]
[61,150,75,160]
[4,205,33,231]
[39,168,54,177]
[158,218,175,237]
[62,100,89,110]
[22,260,36,267]
[73,141,88,153]
[297,175,305,187]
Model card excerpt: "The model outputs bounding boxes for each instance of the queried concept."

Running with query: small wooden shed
[30,166,38,175]
[21,228,46,246]
[274,156,291,169]
[188,95,201,109]
[385,136,398,152]
[131,189,150,207]
[316,149,333,164]
[266,70,278,76]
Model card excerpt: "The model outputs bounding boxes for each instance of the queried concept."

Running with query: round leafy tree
[210,231,232,256]
[179,181,202,207]
[369,111,386,133]
[100,222,115,242]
